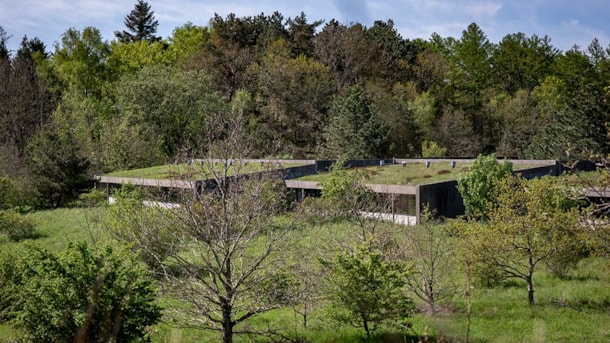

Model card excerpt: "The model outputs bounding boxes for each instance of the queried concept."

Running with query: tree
[254,39,332,157]
[10,242,161,342]
[457,153,513,220]
[436,106,482,157]
[322,242,413,338]
[457,175,583,305]
[25,121,90,208]
[190,12,287,99]
[491,33,557,95]
[0,36,54,160]
[495,90,540,158]
[108,103,298,343]
[322,85,390,158]
[115,0,160,44]
[314,21,382,92]
[451,23,493,110]
[113,65,220,160]
[404,209,460,315]
[0,26,10,59]
[286,12,323,58]
[164,23,209,65]
[101,187,180,272]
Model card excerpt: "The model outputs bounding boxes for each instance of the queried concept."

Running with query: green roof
[105,160,309,180]
[296,161,540,185]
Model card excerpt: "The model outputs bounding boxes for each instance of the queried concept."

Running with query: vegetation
[1,242,161,342]
[0,207,608,342]
[298,160,539,185]
[105,160,308,179]
[457,154,513,220]
[1,1,610,342]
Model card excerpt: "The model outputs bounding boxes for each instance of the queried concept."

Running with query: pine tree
[114,0,160,43]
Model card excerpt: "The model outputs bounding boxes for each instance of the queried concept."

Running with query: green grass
[1,208,609,342]
[105,160,309,180]
[297,162,541,185]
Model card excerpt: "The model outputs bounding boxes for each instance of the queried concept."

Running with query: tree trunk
[222,306,233,343]
[526,275,535,306]
[362,312,370,339]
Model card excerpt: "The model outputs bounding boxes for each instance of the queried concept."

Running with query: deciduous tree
[457,153,512,220]
[457,175,582,305]
[322,242,413,338]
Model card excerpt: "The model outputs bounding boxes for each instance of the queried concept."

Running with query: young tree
[115,0,160,44]
[10,242,161,342]
[404,209,460,315]
[322,242,413,338]
[457,153,513,220]
[108,100,298,343]
[458,175,582,305]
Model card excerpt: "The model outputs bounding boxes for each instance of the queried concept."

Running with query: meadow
[0,207,608,342]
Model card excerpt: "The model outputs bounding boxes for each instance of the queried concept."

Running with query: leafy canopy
[9,242,161,342]
[458,153,513,220]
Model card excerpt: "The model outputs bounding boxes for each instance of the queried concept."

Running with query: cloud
[332,0,371,24]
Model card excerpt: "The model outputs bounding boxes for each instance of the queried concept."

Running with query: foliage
[10,242,161,342]
[0,210,36,241]
[317,158,387,236]
[254,39,332,157]
[322,242,413,338]
[456,175,584,305]
[113,65,222,160]
[101,186,180,271]
[322,86,390,159]
[25,122,90,208]
[0,177,35,211]
[115,0,160,44]
[421,140,447,158]
[457,153,513,220]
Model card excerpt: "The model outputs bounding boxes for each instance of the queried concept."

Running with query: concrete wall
[283,164,317,179]
[517,163,562,179]
[418,180,465,219]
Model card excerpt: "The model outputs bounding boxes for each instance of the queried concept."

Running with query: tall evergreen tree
[115,0,160,44]
[322,86,390,159]
[0,26,10,60]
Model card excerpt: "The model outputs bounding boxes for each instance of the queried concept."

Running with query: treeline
[1,2,610,207]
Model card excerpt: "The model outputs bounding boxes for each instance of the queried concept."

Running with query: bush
[12,242,162,343]
[0,210,36,241]
[78,188,107,207]
[0,177,35,212]
[0,249,23,322]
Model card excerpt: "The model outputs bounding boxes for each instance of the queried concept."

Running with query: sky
[1,0,609,55]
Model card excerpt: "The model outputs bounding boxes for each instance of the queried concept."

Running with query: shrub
[0,210,36,241]
[12,242,162,343]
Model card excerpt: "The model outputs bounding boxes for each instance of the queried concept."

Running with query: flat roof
[296,160,550,186]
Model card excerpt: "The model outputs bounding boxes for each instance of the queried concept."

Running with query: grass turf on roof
[105,160,309,180]
[297,161,541,185]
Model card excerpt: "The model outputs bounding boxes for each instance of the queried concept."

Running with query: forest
[0,1,609,342]
[2,1,610,208]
